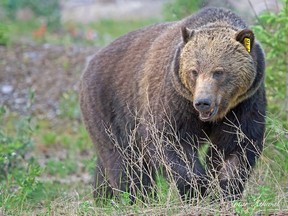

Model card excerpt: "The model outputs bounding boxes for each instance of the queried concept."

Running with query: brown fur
[80,7,266,201]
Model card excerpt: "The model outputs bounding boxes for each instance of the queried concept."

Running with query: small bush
[252,0,288,121]
[0,106,42,213]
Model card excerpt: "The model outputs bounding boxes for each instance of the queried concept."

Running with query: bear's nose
[194,98,212,112]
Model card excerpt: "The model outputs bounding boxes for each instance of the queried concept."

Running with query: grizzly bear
[80,7,266,201]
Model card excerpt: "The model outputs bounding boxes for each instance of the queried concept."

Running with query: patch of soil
[0,43,98,119]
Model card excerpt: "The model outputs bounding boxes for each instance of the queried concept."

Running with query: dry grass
[80,110,288,215]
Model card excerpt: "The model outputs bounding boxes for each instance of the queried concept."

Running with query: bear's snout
[193,96,218,121]
[194,98,212,112]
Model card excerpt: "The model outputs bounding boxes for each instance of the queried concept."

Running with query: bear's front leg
[206,108,265,200]
[155,143,208,200]
[207,149,248,200]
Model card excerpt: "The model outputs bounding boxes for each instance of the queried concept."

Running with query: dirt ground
[0,44,97,119]
[0,43,99,187]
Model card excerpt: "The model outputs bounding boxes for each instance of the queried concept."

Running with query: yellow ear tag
[244,37,251,53]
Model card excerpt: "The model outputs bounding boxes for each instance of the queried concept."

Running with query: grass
[0,109,95,215]
[0,99,287,215]
[87,18,161,46]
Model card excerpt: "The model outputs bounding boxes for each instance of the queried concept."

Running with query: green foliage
[3,0,60,28]
[59,91,81,120]
[42,131,57,146]
[233,185,275,216]
[0,0,9,45]
[77,201,94,215]
[0,23,9,45]
[89,18,159,46]
[45,159,78,177]
[32,0,60,29]
[252,0,288,117]
[0,107,42,212]
[0,107,33,180]
[163,0,208,20]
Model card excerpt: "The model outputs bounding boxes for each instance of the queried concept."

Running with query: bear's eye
[213,70,224,79]
[190,70,198,78]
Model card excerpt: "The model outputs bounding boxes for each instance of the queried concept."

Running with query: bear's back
[184,7,247,30]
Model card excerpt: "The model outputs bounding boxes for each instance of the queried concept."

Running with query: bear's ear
[235,29,254,53]
[181,27,194,44]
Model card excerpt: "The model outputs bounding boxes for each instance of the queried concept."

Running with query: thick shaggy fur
[80,7,266,200]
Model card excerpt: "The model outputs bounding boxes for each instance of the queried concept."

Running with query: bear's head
[178,26,260,122]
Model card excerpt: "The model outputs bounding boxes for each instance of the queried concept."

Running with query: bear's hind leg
[97,150,154,202]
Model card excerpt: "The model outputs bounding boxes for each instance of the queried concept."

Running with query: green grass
[1,101,287,215]
[88,18,161,46]
[45,159,78,177]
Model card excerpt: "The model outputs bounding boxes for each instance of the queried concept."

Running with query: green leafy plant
[0,107,43,212]
[252,0,288,121]
[0,107,33,181]
[0,91,43,213]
